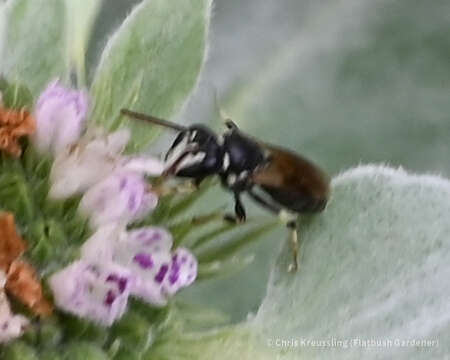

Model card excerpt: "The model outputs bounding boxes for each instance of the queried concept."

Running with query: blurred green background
[87,0,450,322]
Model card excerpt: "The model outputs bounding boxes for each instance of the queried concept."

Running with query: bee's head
[163,125,222,177]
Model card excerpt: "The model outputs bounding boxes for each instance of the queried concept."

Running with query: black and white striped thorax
[163,123,269,192]
[218,127,269,192]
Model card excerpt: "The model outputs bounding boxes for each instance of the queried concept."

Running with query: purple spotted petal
[49,260,134,326]
[33,79,88,154]
[129,262,172,306]
[128,227,173,252]
[162,247,198,296]
[79,172,158,228]
[133,253,154,269]
[76,224,197,308]
[0,312,28,344]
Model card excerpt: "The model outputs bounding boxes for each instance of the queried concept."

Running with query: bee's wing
[252,142,330,211]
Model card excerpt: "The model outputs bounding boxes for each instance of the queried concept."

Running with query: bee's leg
[193,176,206,188]
[249,191,299,272]
[286,220,299,272]
[164,131,187,161]
[248,189,281,214]
[224,192,246,224]
[152,179,196,197]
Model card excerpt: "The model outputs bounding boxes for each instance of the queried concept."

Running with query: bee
[121,109,330,272]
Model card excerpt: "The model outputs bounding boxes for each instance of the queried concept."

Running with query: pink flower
[33,80,88,154]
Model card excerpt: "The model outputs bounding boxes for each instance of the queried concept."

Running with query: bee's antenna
[212,87,238,129]
[120,109,187,132]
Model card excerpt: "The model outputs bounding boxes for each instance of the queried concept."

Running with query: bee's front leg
[152,178,197,197]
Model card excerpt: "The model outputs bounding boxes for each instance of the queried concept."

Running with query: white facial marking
[175,152,206,173]
[217,135,224,146]
[227,173,237,185]
[190,130,197,141]
[222,153,230,171]
[238,170,248,180]
[165,135,188,168]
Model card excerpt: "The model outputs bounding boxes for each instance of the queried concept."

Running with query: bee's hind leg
[278,211,300,273]
[248,191,300,273]
[286,220,299,273]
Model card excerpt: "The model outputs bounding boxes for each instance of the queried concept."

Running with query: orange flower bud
[0,107,36,157]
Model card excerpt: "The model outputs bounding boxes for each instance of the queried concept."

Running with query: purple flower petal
[80,224,120,262]
[128,227,172,250]
[133,253,154,269]
[162,248,198,296]
[49,260,134,326]
[48,129,131,200]
[77,225,197,309]
[104,290,117,306]
[154,264,169,284]
[79,172,158,228]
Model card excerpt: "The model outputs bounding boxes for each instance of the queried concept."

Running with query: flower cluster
[51,225,197,325]
[31,80,198,325]
[32,80,164,226]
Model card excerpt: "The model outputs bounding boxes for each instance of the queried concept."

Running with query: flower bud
[33,80,88,154]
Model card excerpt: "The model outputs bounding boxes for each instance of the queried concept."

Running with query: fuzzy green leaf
[90,0,212,151]
[0,0,66,96]
[253,165,450,359]
[64,0,103,87]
